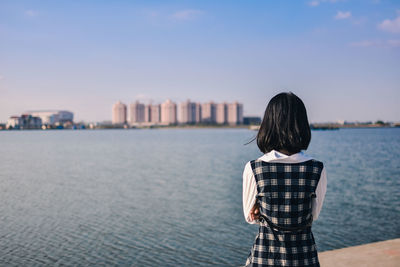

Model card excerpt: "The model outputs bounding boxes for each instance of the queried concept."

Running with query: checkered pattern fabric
[245,159,323,267]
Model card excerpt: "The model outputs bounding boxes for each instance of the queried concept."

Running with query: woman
[243,92,327,266]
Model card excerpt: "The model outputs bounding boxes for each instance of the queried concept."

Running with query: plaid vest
[245,159,324,267]
[251,159,323,229]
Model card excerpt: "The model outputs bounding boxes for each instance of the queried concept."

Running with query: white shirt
[242,150,327,224]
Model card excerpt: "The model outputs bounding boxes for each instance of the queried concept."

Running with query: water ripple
[0,128,399,266]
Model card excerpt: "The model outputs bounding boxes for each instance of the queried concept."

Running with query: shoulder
[243,161,251,172]
[293,152,324,176]
[243,160,256,174]
[243,159,264,179]
[298,152,324,169]
[309,159,324,169]
[242,161,256,185]
[243,158,262,169]
[304,159,325,179]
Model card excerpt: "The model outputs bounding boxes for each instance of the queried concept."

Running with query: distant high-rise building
[179,100,197,124]
[161,99,177,125]
[129,101,145,124]
[112,99,242,126]
[195,103,202,123]
[150,104,161,124]
[179,100,189,124]
[144,104,151,123]
[112,101,127,125]
[216,103,228,124]
[201,102,216,123]
[227,102,243,125]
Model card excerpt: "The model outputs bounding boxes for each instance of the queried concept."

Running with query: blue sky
[0,0,399,122]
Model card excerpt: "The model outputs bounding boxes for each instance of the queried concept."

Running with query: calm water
[0,128,399,266]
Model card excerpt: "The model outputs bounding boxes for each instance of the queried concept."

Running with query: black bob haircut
[257,92,311,154]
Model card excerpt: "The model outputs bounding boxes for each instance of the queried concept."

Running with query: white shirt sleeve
[242,161,258,224]
[312,167,327,221]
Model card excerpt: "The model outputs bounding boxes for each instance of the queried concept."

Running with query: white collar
[258,150,313,163]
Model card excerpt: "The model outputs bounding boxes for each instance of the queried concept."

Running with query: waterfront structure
[6,114,42,129]
[243,116,261,125]
[26,110,73,126]
[179,100,197,124]
[150,104,161,124]
[227,102,243,125]
[7,116,21,129]
[216,103,228,124]
[201,102,216,123]
[161,99,177,125]
[20,114,42,129]
[112,101,127,125]
[129,101,145,124]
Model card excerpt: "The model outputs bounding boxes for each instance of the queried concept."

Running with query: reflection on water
[0,128,399,266]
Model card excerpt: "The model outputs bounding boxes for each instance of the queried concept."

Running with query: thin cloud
[25,10,38,17]
[349,40,381,47]
[170,9,203,21]
[352,17,368,26]
[135,94,148,100]
[335,11,352,20]
[134,94,154,103]
[378,15,400,34]
[308,1,320,7]
[387,39,400,47]
[147,11,159,18]
[307,0,343,7]
[0,75,3,80]
[349,39,400,48]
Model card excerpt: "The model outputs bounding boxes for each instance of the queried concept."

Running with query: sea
[0,128,399,266]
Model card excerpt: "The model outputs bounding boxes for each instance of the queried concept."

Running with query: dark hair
[257,92,311,154]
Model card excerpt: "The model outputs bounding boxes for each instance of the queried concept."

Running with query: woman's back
[245,156,324,267]
[243,92,327,267]
[251,159,323,228]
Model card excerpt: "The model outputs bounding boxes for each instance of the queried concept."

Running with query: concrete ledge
[319,238,400,267]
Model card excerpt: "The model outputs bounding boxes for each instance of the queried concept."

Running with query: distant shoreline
[0,124,399,131]
[309,122,399,130]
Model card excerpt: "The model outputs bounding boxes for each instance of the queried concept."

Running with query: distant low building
[26,110,73,126]
[243,116,261,125]
[20,114,42,129]
[7,114,42,129]
[7,116,21,129]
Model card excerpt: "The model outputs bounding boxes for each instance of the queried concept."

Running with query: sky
[0,0,399,123]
